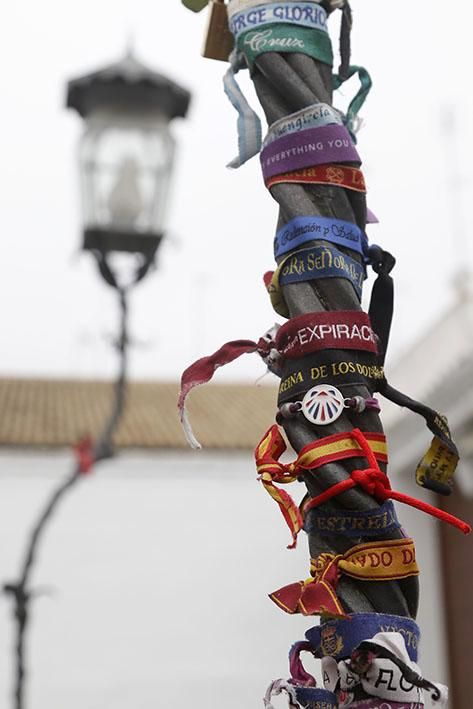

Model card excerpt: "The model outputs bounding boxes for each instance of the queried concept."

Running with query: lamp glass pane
[79,110,175,237]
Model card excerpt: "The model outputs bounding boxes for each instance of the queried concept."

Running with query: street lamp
[66,50,191,280]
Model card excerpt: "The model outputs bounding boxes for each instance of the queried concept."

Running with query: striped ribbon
[255,425,470,548]
[255,425,387,548]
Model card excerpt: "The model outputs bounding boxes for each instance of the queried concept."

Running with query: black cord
[3,283,131,709]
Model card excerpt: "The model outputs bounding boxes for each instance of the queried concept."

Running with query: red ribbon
[303,428,471,535]
[270,555,344,618]
[73,436,95,474]
[275,311,379,358]
[178,338,271,447]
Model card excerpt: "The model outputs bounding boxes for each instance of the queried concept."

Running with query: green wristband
[237,23,333,70]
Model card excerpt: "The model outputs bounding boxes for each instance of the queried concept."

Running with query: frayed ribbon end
[179,404,202,451]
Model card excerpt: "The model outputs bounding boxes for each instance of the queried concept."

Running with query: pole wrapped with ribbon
[180,0,470,703]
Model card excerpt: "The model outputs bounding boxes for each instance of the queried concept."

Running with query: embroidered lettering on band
[269,539,419,618]
[278,351,384,403]
[229,2,328,39]
[274,215,368,259]
[304,500,402,538]
[276,311,378,357]
[228,0,326,16]
[260,124,360,181]
[263,102,343,147]
[237,23,333,69]
[265,164,367,192]
[267,244,366,317]
[305,612,421,663]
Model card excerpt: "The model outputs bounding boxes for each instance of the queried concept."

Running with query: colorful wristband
[237,24,333,70]
[229,2,328,39]
[263,102,343,147]
[274,215,368,260]
[276,311,378,357]
[265,164,367,192]
[269,538,419,618]
[348,702,424,709]
[305,613,421,663]
[278,351,384,402]
[261,124,360,181]
[295,687,338,708]
[267,244,365,317]
[228,0,326,16]
[304,499,402,538]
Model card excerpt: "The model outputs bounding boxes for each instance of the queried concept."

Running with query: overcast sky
[1,0,472,382]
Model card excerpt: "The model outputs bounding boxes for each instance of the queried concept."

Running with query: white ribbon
[263,102,343,147]
[263,679,299,709]
[322,632,448,708]
[223,49,262,167]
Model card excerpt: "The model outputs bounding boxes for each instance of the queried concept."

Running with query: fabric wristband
[224,50,263,169]
[295,687,338,708]
[261,124,360,181]
[256,417,470,548]
[229,2,328,39]
[305,613,420,663]
[263,102,343,147]
[255,425,387,548]
[228,0,325,15]
[237,24,333,69]
[267,244,365,317]
[348,702,424,709]
[350,697,425,709]
[269,538,419,618]
[266,164,367,192]
[278,351,384,403]
[323,632,446,706]
[274,215,368,260]
[276,311,378,357]
[304,499,402,538]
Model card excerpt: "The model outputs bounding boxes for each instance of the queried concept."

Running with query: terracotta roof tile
[0,378,278,450]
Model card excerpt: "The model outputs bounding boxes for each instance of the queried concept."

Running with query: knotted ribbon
[269,538,418,618]
[255,425,470,546]
[302,427,470,534]
[255,425,387,547]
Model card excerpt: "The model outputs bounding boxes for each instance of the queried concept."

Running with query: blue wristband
[274,216,368,260]
[304,500,401,538]
[295,687,338,708]
[278,244,365,300]
[305,613,420,663]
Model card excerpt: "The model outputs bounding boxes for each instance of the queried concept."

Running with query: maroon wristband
[260,124,361,181]
[275,311,379,358]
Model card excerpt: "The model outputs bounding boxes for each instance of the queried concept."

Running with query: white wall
[0,450,447,709]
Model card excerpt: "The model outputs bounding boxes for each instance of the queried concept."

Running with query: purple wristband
[260,124,361,181]
[348,702,424,709]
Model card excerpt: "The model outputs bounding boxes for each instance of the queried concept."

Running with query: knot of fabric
[303,426,470,535]
[255,425,389,548]
[350,468,391,499]
[269,539,419,619]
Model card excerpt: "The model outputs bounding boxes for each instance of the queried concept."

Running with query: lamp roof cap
[66,50,191,120]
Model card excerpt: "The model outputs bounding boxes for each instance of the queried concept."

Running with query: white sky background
[0,0,472,382]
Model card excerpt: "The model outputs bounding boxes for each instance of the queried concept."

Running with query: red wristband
[275,311,379,358]
[266,164,367,192]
